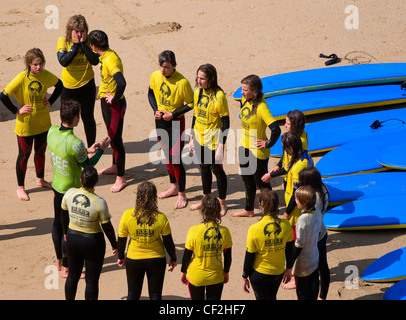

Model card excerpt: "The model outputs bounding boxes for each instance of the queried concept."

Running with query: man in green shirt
[47,98,110,277]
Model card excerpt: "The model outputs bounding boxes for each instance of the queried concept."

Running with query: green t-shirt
[47,125,88,194]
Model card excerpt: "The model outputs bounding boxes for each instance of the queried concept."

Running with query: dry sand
[0,0,405,301]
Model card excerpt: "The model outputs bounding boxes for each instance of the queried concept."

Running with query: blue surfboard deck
[361,247,406,282]
[324,195,406,231]
[323,172,406,205]
[233,63,406,100]
[265,84,406,121]
[315,129,406,177]
[271,107,406,156]
[383,279,406,300]
[377,142,406,170]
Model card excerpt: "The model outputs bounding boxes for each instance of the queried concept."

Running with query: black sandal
[319,53,341,66]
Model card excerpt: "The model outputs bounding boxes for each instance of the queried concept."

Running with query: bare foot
[281,277,296,290]
[158,183,179,199]
[57,259,62,271]
[36,178,52,189]
[175,192,188,209]
[232,209,254,217]
[98,165,117,175]
[111,176,127,193]
[61,266,69,278]
[17,186,29,201]
[219,199,228,216]
[190,201,202,211]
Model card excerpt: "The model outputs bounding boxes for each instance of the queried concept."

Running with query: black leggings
[16,131,48,186]
[318,232,330,300]
[52,189,68,267]
[238,147,271,211]
[125,257,166,300]
[194,140,227,199]
[296,269,320,300]
[101,97,126,177]
[156,117,186,192]
[188,281,224,300]
[65,231,106,300]
[60,79,97,147]
[249,270,283,300]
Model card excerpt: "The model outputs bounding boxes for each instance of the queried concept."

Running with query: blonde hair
[65,15,88,43]
[295,185,316,212]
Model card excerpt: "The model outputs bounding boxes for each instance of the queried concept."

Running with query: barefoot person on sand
[89,30,127,193]
[0,48,63,201]
[148,50,194,208]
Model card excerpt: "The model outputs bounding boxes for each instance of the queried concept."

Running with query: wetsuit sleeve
[223,247,232,273]
[80,42,100,65]
[111,72,126,104]
[265,121,281,148]
[148,87,158,112]
[171,104,193,119]
[57,43,80,67]
[270,167,287,178]
[291,245,302,266]
[242,250,256,278]
[0,92,18,114]
[79,148,104,168]
[101,221,118,249]
[181,248,193,272]
[48,79,63,106]
[162,234,177,262]
[117,237,127,260]
[191,115,196,130]
[285,188,298,215]
[285,240,295,269]
[61,209,70,235]
[221,115,230,144]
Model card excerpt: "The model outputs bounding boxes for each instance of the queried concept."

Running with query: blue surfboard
[323,195,406,231]
[323,172,406,205]
[383,279,406,300]
[361,247,406,282]
[233,63,406,100]
[377,142,406,170]
[315,129,406,177]
[265,84,406,121]
[271,107,406,156]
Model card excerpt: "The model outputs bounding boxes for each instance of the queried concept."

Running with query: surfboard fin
[319,53,341,66]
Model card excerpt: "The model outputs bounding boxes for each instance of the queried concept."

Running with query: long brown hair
[281,131,303,171]
[24,48,45,77]
[259,189,279,220]
[65,15,89,43]
[286,110,306,137]
[133,181,158,226]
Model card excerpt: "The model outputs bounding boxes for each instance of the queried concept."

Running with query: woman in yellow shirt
[117,181,177,300]
[57,15,99,147]
[233,75,281,217]
[189,64,229,216]
[0,48,62,200]
[242,189,294,300]
[181,194,232,300]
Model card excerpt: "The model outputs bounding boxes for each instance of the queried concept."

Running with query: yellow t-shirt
[193,88,229,150]
[246,215,293,275]
[3,70,59,136]
[282,130,309,181]
[285,158,311,226]
[239,98,277,160]
[61,187,111,234]
[185,222,232,286]
[56,36,95,89]
[149,70,194,114]
[97,49,124,99]
[118,209,171,260]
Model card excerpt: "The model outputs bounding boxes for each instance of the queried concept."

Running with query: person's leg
[78,79,97,148]
[100,98,127,192]
[205,282,224,300]
[249,270,283,300]
[16,135,33,200]
[125,258,146,300]
[52,189,68,276]
[145,257,166,300]
[187,282,205,300]
[83,234,106,300]
[318,233,330,300]
[65,233,85,300]
[33,131,52,189]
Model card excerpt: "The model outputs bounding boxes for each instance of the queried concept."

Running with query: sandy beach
[1,0,406,301]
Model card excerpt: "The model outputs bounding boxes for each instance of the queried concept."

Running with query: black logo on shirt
[28,80,43,94]
[72,194,90,208]
[263,222,282,237]
[241,106,251,121]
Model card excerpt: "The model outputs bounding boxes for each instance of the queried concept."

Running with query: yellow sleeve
[118,209,132,238]
[217,91,229,118]
[56,36,68,52]
[3,72,24,98]
[258,101,276,126]
[185,226,196,251]
[159,213,172,236]
[98,198,111,224]
[180,78,194,108]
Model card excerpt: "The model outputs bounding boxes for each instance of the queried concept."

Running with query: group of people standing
[1,14,330,300]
